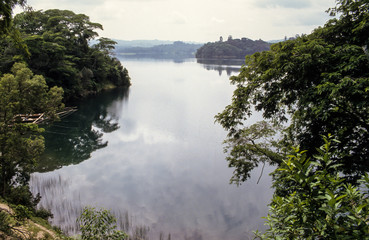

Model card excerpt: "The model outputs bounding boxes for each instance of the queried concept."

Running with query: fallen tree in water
[13,107,77,124]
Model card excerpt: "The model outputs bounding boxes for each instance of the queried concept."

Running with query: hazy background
[16,0,336,42]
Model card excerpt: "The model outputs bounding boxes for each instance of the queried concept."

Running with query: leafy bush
[77,206,128,240]
[14,204,32,222]
[6,185,41,209]
[35,208,53,220]
[0,211,11,233]
[256,136,369,239]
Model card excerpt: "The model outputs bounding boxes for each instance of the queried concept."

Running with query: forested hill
[195,37,271,59]
[1,9,131,101]
[115,41,203,59]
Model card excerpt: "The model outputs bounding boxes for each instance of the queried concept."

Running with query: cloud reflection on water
[31,59,273,239]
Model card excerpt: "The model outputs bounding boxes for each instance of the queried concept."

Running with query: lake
[30,58,274,240]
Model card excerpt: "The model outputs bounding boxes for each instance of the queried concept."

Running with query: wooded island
[195,36,271,59]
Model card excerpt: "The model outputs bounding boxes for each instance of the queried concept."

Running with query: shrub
[77,206,128,240]
[256,136,369,239]
[14,204,32,222]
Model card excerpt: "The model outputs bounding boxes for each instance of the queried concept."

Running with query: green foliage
[256,136,369,239]
[7,9,130,100]
[215,0,369,183]
[0,63,64,202]
[0,0,26,35]
[0,210,11,233]
[6,185,40,209]
[196,37,270,59]
[223,121,285,185]
[14,204,32,222]
[34,207,53,220]
[77,206,128,240]
[0,0,29,58]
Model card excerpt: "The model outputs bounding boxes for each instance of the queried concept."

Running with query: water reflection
[196,58,244,76]
[37,87,129,172]
[31,59,273,240]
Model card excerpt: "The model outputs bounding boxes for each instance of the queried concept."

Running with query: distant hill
[267,39,284,43]
[114,39,175,50]
[195,37,271,59]
[115,41,203,59]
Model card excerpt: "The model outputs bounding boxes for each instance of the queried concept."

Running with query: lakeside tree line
[216,0,369,238]
[1,8,130,101]
[116,41,203,59]
[0,1,131,238]
[195,36,271,59]
[1,0,369,239]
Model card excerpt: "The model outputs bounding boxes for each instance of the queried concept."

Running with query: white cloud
[19,0,337,42]
[117,125,177,145]
[171,11,189,24]
[211,17,225,24]
[254,0,312,9]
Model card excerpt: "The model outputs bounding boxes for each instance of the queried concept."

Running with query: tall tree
[0,0,29,62]
[10,9,130,100]
[0,0,26,35]
[215,0,369,184]
[0,62,64,197]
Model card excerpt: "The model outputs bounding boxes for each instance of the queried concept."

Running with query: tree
[0,0,26,35]
[195,37,270,59]
[215,0,369,184]
[0,62,64,198]
[256,136,369,239]
[0,0,29,59]
[10,9,130,100]
[77,206,128,240]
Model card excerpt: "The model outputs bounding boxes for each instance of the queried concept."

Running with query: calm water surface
[31,58,274,240]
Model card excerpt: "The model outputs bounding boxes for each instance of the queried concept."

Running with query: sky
[15,0,337,43]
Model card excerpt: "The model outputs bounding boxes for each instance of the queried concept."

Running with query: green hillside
[196,36,270,59]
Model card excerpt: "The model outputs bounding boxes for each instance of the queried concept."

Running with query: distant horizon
[16,0,336,43]
[110,37,284,45]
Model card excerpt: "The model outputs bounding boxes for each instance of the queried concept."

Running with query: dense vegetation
[216,0,369,238]
[0,62,64,205]
[216,0,369,183]
[256,136,369,239]
[78,206,128,240]
[195,36,270,59]
[0,63,65,240]
[116,41,202,59]
[2,0,369,238]
[0,1,131,238]
[1,9,130,101]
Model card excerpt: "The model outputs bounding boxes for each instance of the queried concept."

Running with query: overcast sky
[16,0,337,42]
